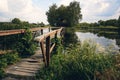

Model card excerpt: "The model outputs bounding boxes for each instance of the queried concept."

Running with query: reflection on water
[76,32,120,53]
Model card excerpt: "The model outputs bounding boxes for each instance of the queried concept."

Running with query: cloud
[0,0,47,23]
[59,0,120,22]
[0,0,8,12]
[0,0,119,23]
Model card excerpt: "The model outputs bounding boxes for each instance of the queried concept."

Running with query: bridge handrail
[35,27,63,42]
[34,27,64,67]
[0,27,49,36]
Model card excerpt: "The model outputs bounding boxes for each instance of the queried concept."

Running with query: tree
[98,20,105,26]
[46,1,82,27]
[67,1,82,27]
[118,16,120,27]
[46,4,57,26]
[105,19,117,26]
[39,22,45,27]
[11,18,21,24]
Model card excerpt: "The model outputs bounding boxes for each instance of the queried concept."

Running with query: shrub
[0,51,20,78]
[3,52,20,65]
[16,28,37,57]
[36,40,118,80]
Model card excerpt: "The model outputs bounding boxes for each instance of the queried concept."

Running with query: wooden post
[49,27,50,32]
[41,29,43,35]
[46,36,50,67]
[40,41,47,66]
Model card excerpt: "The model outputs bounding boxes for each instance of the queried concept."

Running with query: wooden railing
[0,27,48,36]
[35,27,64,67]
[0,27,64,67]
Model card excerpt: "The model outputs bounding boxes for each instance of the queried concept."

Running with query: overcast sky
[0,0,120,24]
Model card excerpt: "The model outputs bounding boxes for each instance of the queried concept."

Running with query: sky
[0,0,120,24]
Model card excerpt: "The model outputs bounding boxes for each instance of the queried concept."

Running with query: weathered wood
[46,36,50,67]
[34,27,64,67]
[49,27,51,32]
[41,29,43,35]
[40,41,47,66]
[50,43,56,54]
[0,27,48,36]
[35,28,63,42]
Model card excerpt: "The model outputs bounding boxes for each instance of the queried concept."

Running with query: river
[76,31,120,53]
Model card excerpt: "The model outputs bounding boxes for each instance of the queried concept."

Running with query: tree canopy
[11,18,21,24]
[118,16,120,27]
[46,1,82,27]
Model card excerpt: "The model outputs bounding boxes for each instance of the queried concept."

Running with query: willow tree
[46,1,82,27]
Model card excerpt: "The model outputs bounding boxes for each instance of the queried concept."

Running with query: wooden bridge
[1,27,64,80]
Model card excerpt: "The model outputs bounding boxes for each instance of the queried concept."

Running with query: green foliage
[36,41,119,80]
[3,52,20,65]
[51,37,63,55]
[46,4,57,26]
[16,28,37,57]
[46,1,82,27]
[0,56,7,69]
[11,18,21,24]
[118,16,120,27]
[0,18,42,30]
[0,51,20,78]
[0,34,22,50]
[0,69,5,78]
[39,22,45,27]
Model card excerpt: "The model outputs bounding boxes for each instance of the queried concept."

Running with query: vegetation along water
[0,1,120,80]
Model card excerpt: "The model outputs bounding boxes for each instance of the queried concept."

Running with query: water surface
[76,32,120,53]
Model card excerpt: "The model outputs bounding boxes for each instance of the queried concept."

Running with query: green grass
[35,40,120,80]
[0,51,20,78]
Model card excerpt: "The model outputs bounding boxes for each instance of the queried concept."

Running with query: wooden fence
[35,27,64,67]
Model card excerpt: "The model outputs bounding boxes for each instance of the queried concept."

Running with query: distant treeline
[78,16,120,28]
[0,18,45,30]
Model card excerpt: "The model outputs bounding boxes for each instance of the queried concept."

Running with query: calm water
[76,32,120,53]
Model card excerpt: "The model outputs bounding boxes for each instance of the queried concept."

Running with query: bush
[36,40,118,80]
[16,28,37,57]
[0,51,20,78]
[3,52,20,65]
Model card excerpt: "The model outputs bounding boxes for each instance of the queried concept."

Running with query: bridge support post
[41,29,43,35]
[46,36,50,67]
[40,41,47,66]
[49,27,50,32]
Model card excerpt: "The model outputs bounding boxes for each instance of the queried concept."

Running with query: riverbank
[36,40,120,80]
[35,27,120,80]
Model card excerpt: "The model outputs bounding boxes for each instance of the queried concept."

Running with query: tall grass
[36,40,120,80]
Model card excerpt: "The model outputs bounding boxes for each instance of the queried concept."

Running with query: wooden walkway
[2,27,64,80]
[3,47,43,80]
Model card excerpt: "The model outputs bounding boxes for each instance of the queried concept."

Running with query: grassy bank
[35,40,120,80]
